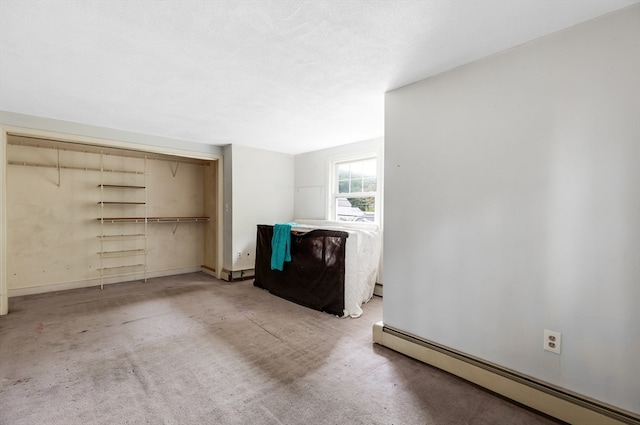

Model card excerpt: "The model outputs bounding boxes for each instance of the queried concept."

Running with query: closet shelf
[97,153,148,289]
[97,233,146,241]
[98,249,146,258]
[98,201,146,205]
[148,217,210,223]
[97,264,146,276]
[97,216,210,223]
[8,160,145,174]
[98,184,146,189]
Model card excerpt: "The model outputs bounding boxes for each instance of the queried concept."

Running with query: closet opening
[1,130,222,312]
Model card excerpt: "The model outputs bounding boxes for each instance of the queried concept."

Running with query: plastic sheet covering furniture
[254,220,381,318]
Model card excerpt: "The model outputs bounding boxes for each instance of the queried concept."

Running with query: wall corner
[0,126,8,315]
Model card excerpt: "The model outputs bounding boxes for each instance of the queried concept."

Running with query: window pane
[336,197,375,222]
[363,159,376,177]
[338,163,350,180]
[338,180,349,193]
[351,179,362,193]
[363,177,376,192]
[349,161,363,179]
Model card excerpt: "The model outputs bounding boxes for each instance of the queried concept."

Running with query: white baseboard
[372,322,638,425]
[8,267,202,298]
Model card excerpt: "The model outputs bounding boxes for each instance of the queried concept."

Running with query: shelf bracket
[172,222,179,234]
[169,161,180,178]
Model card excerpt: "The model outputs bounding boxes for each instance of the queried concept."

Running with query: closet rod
[7,161,145,174]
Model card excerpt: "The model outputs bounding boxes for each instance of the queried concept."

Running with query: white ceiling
[1,1,637,154]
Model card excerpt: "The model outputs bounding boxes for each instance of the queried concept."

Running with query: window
[331,157,379,223]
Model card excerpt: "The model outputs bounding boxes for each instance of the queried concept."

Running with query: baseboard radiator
[372,322,639,425]
[220,268,255,282]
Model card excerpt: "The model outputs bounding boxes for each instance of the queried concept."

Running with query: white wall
[383,5,639,414]
[0,130,6,314]
[293,137,383,220]
[225,144,294,271]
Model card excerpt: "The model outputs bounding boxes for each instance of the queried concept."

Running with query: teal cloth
[271,222,296,271]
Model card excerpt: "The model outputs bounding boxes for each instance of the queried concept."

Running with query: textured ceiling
[0,1,637,154]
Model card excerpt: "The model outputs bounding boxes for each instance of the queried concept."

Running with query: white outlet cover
[544,329,562,354]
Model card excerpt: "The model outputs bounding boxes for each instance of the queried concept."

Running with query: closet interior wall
[6,135,216,296]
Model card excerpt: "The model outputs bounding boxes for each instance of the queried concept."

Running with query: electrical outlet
[544,330,561,354]
[237,251,242,259]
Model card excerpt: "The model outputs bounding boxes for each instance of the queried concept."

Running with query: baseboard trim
[372,322,639,425]
[8,267,202,298]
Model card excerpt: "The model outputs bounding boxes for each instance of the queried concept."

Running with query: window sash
[331,157,378,223]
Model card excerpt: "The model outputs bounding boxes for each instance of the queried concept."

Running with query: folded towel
[271,222,296,271]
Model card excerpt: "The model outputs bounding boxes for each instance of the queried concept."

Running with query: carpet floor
[0,272,563,424]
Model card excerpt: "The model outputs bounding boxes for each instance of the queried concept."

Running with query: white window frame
[328,152,382,226]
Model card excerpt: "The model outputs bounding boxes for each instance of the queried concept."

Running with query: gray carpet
[0,273,563,424]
